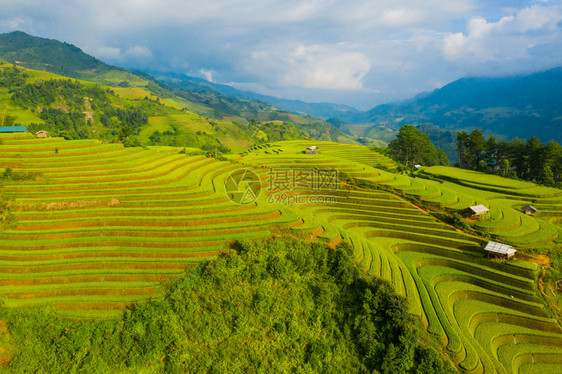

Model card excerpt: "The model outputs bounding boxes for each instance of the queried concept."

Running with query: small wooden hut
[463,204,489,218]
[521,205,537,216]
[36,130,48,138]
[306,146,318,154]
[484,241,517,260]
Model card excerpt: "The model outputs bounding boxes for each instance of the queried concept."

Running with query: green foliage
[0,66,27,88]
[416,124,458,164]
[1,113,17,127]
[200,143,230,154]
[388,125,448,169]
[1,167,39,181]
[257,121,308,142]
[0,238,453,373]
[432,212,471,232]
[457,131,562,186]
[8,78,148,140]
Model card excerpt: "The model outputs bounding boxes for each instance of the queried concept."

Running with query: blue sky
[1,0,561,108]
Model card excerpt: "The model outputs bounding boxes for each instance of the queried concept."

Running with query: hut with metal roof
[462,204,490,218]
[484,241,517,260]
[0,126,27,133]
[306,146,318,154]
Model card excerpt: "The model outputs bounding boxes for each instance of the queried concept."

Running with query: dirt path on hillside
[83,97,94,122]
[0,321,14,369]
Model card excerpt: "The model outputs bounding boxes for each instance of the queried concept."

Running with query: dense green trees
[457,130,562,186]
[1,67,152,141]
[388,125,449,169]
[0,238,454,373]
[7,77,149,140]
[0,66,27,88]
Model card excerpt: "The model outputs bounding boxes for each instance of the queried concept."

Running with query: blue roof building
[0,126,27,133]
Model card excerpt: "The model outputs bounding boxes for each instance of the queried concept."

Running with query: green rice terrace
[1,134,562,373]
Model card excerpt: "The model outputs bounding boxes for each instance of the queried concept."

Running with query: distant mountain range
[0,31,357,122]
[2,31,561,146]
[153,72,357,121]
[0,31,357,148]
[354,68,562,143]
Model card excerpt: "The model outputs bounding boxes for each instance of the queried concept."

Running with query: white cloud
[1,0,561,106]
[89,45,152,61]
[443,4,562,62]
[124,45,152,59]
[250,43,370,90]
[199,69,214,82]
[92,46,122,60]
[0,16,29,30]
[378,8,427,27]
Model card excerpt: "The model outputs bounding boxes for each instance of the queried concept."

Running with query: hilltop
[0,31,111,76]
[0,31,144,86]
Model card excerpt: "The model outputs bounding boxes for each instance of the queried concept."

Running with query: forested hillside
[457,129,562,187]
[0,61,350,151]
[0,64,243,150]
[0,31,113,78]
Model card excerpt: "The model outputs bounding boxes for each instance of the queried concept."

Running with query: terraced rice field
[0,133,301,319]
[416,166,562,251]
[2,136,562,372]
[240,141,562,374]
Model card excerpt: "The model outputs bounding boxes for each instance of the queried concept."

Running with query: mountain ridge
[153,71,358,120]
[0,32,359,149]
[0,31,114,78]
[354,67,562,143]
